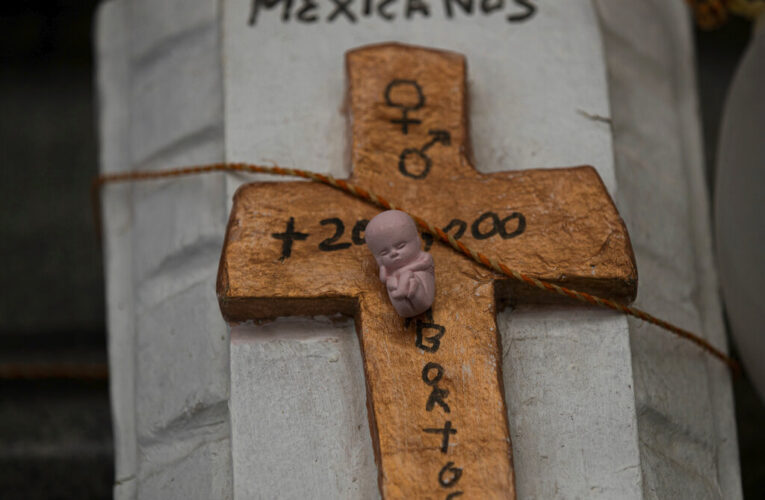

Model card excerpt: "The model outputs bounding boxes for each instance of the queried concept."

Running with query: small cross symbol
[271,216,309,260]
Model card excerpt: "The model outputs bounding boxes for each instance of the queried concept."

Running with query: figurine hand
[386,276,397,290]
[406,275,419,298]
[387,277,405,299]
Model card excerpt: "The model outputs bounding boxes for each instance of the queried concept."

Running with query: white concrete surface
[96,0,741,498]
[500,305,642,499]
[596,1,741,498]
[222,1,640,498]
[97,1,231,498]
[96,3,136,497]
[230,318,379,499]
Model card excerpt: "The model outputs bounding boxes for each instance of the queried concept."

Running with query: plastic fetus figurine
[366,210,435,317]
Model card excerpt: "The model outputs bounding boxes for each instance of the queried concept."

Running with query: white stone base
[97,0,740,498]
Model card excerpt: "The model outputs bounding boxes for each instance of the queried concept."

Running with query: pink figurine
[366,210,435,317]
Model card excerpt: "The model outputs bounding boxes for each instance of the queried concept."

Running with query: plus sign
[271,216,308,260]
[217,43,636,499]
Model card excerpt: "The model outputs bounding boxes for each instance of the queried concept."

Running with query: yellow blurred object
[687,0,765,29]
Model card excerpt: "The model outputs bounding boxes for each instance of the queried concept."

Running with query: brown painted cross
[217,43,636,500]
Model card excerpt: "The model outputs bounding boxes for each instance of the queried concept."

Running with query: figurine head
[366,210,422,271]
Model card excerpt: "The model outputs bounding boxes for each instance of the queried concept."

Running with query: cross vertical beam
[218,43,636,499]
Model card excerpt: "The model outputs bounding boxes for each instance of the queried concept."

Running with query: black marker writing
[406,0,431,17]
[276,213,524,258]
[385,79,425,134]
[439,461,463,487]
[470,211,525,240]
[247,0,537,25]
[296,0,319,21]
[328,0,358,22]
[422,232,434,251]
[423,420,457,453]
[399,129,451,180]
[442,219,467,240]
[444,0,472,18]
[248,0,292,24]
[422,362,451,413]
[272,217,309,260]
[377,0,397,20]
[351,219,369,245]
[481,0,503,14]
[507,0,535,22]
[415,316,446,352]
[318,217,353,251]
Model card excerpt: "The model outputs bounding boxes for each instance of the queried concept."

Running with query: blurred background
[0,1,762,498]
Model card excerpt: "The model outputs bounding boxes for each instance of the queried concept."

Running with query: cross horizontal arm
[219,164,636,322]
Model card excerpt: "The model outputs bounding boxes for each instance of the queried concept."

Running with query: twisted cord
[91,162,738,374]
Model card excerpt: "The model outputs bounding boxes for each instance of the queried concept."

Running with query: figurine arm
[379,265,388,282]
[405,273,419,298]
[389,271,410,299]
[408,251,434,272]
[406,256,435,300]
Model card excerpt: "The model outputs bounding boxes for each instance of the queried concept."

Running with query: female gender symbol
[385,79,425,134]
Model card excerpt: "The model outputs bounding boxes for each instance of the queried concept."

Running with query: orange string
[89,163,739,375]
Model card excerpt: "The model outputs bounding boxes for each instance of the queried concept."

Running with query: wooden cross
[217,43,637,499]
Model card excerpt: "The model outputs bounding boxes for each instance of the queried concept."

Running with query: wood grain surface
[218,43,637,499]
